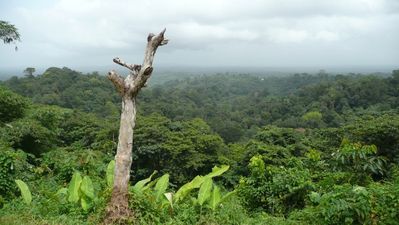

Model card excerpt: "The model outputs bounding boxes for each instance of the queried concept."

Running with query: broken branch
[108,70,126,95]
[113,57,141,72]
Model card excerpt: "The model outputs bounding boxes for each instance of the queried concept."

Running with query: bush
[41,148,110,182]
[238,156,312,215]
[0,86,27,123]
[291,182,399,225]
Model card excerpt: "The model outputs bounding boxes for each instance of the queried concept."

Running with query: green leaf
[174,175,205,203]
[209,184,221,211]
[80,176,94,199]
[221,190,236,203]
[106,160,115,188]
[205,165,230,178]
[164,192,173,209]
[132,170,157,194]
[198,177,213,206]
[68,172,82,203]
[81,195,92,211]
[173,165,229,204]
[154,174,169,201]
[15,180,32,205]
[56,187,68,196]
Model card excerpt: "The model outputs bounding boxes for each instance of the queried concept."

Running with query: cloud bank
[1,0,398,71]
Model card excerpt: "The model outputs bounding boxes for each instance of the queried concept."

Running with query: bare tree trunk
[104,29,168,224]
[106,96,136,219]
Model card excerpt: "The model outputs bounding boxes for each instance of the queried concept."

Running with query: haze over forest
[1,0,398,77]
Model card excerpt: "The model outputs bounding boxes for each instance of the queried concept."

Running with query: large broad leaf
[81,195,92,211]
[174,175,205,203]
[106,160,115,188]
[15,180,32,205]
[68,172,82,203]
[132,171,157,194]
[221,190,236,203]
[205,165,230,178]
[198,177,213,206]
[164,192,173,209]
[209,184,221,211]
[80,176,94,199]
[173,166,230,204]
[154,174,169,201]
[188,175,206,188]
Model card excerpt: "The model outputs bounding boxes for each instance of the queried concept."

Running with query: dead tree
[105,29,168,223]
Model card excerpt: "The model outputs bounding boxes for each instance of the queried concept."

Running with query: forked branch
[108,29,168,97]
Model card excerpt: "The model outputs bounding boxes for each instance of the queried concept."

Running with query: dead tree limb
[104,29,168,224]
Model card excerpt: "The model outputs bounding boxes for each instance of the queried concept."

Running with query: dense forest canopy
[1,68,399,224]
[3,68,399,142]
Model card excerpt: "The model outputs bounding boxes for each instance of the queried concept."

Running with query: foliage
[67,172,82,203]
[2,119,56,156]
[0,146,15,198]
[23,67,36,78]
[302,111,323,128]
[106,160,115,188]
[0,145,33,201]
[291,182,399,225]
[0,86,27,123]
[238,155,312,215]
[333,140,386,184]
[6,69,398,142]
[15,180,32,205]
[344,114,399,163]
[2,67,120,117]
[132,114,226,185]
[129,165,238,224]
[41,148,110,182]
[57,171,97,211]
[0,20,20,44]
[1,69,399,224]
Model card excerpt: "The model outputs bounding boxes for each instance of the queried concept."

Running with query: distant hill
[1,66,398,142]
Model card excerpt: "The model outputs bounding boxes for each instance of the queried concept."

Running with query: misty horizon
[1,0,398,72]
[0,64,397,80]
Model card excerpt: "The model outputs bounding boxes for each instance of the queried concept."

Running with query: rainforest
[1,68,399,224]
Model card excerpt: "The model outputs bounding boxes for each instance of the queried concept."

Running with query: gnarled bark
[104,29,168,224]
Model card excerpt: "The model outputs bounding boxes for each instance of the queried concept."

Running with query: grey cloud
[0,0,398,70]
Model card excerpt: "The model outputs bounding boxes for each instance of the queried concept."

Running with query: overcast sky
[1,0,398,73]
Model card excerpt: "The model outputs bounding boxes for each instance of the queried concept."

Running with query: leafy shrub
[132,114,226,185]
[0,118,56,156]
[41,148,110,182]
[345,114,399,162]
[333,140,386,184]
[290,183,399,225]
[0,145,33,200]
[0,147,15,199]
[369,181,399,224]
[0,86,27,123]
[55,172,97,211]
[58,111,116,150]
[129,165,238,224]
[238,155,312,215]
